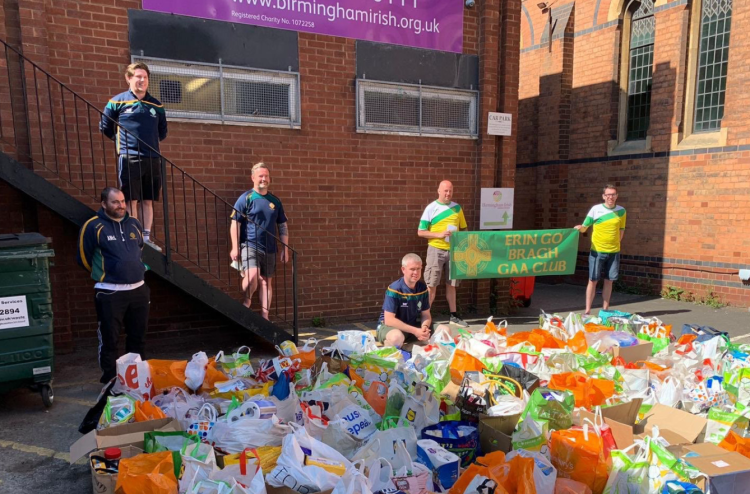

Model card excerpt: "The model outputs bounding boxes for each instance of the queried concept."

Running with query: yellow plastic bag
[222,446,282,475]
[209,381,273,401]
[115,451,178,494]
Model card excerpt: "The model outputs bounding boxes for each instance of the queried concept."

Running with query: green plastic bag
[637,333,670,355]
[215,346,253,378]
[521,387,575,431]
[144,431,200,479]
[99,395,136,429]
[425,361,450,395]
[705,407,750,444]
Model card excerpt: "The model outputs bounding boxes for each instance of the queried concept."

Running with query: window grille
[132,57,301,128]
[356,79,478,138]
[625,0,654,141]
[694,0,732,133]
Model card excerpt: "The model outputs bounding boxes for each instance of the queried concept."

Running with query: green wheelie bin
[0,233,55,407]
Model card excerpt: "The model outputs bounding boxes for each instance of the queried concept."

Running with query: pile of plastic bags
[93,310,750,494]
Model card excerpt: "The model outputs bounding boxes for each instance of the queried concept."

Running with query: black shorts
[118,155,162,202]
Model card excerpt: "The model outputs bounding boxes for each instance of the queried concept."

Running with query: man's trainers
[450,315,469,327]
[144,240,162,252]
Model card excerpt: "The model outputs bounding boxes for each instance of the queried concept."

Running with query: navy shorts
[589,251,620,281]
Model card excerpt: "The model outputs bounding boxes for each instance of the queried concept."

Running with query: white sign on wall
[480,188,514,230]
[487,112,512,136]
[0,295,29,330]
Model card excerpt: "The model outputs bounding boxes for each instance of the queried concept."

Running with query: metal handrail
[0,38,298,339]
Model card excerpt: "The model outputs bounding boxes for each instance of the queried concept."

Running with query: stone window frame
[608,0,656,156]
[673,0,732,149]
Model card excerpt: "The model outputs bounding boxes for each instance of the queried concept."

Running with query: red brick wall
[517,0,750,307]
[1,0,522,345]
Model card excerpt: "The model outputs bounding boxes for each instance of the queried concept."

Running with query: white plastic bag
[330,330,378,356]
[114,352,153,400]
[321,417,366,460]
[655,376,683,407]
[267,425,352,493]
[210,453,267,494]
[332,462,374,494]
[186,403,219,442]
[353,418,418,464]
[366,458,396,493]
[181,441,219,493]
[153,387,205,428]
[390,441,433,494]
[210,415,292,454]
[186,352,209,392]
[505,449,557,494]
[257,382,302,425]
[398,382,439,434]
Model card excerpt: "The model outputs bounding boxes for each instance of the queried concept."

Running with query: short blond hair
[251,162,269,176]
[125,62,150,79]
[401,253,422,267]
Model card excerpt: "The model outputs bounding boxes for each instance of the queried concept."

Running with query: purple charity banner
[142,0,464,53]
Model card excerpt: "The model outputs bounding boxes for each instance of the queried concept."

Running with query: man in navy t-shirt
[377,253,450,349]
[230,163,289,319]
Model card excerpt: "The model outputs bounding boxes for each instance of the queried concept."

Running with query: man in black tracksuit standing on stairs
[77,187,149,383]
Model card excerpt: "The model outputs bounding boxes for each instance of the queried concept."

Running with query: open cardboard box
[70,417,181,463]
[89,445,143,494]
[635,404,707,445]
[478,415,514,454]
[669,442,750,494]
[610,340,653,364]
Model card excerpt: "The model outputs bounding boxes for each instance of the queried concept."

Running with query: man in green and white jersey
[574,184,626,315]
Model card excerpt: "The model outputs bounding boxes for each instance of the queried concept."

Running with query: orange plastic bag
[115,451,178,494]
[149,360,188,393]
[134,400,167,422]
[488,455,537,494]
[583,323,611,333]
[555,478,593,494]
[548,372,614,409]
[485,319,507,337]
[200,358,229,392]
[449,463,510,494]
[719,430,750,459]
[450,349,486,383]
[549,426,609,494]
[567,332,588,355]
[508,329,566,352]
[297,349,316,369]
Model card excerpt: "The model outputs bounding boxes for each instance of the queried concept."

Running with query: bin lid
[0,233,51,249]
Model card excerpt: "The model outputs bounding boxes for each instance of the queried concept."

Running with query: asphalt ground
[0,283,747,493]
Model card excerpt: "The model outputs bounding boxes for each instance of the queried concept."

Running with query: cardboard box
[610,340,653,364]
[70,417,181,464]
[478,417,513,454]
[680,447,750,494]
[600,399,642,426]
[89,445,143,494]
[635,404,707,444]
[478,413,521,436]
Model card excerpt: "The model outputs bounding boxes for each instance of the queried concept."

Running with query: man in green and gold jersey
[574,184,626,315]
[418,180,469,327]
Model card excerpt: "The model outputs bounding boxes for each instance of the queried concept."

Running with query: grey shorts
[424,245,459,287]
[240,245,276,278]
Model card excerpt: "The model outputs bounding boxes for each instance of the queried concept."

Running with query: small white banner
[487,112,512,136]
[0,295,29,330]
[480,188,514,230]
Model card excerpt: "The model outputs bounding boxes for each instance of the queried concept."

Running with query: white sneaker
[144,240,162,252]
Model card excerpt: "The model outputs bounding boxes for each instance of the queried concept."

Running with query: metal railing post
[161,158,173,277]
[292,251,298,344]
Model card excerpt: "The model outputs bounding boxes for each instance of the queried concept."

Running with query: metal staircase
[0,39,298,345]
